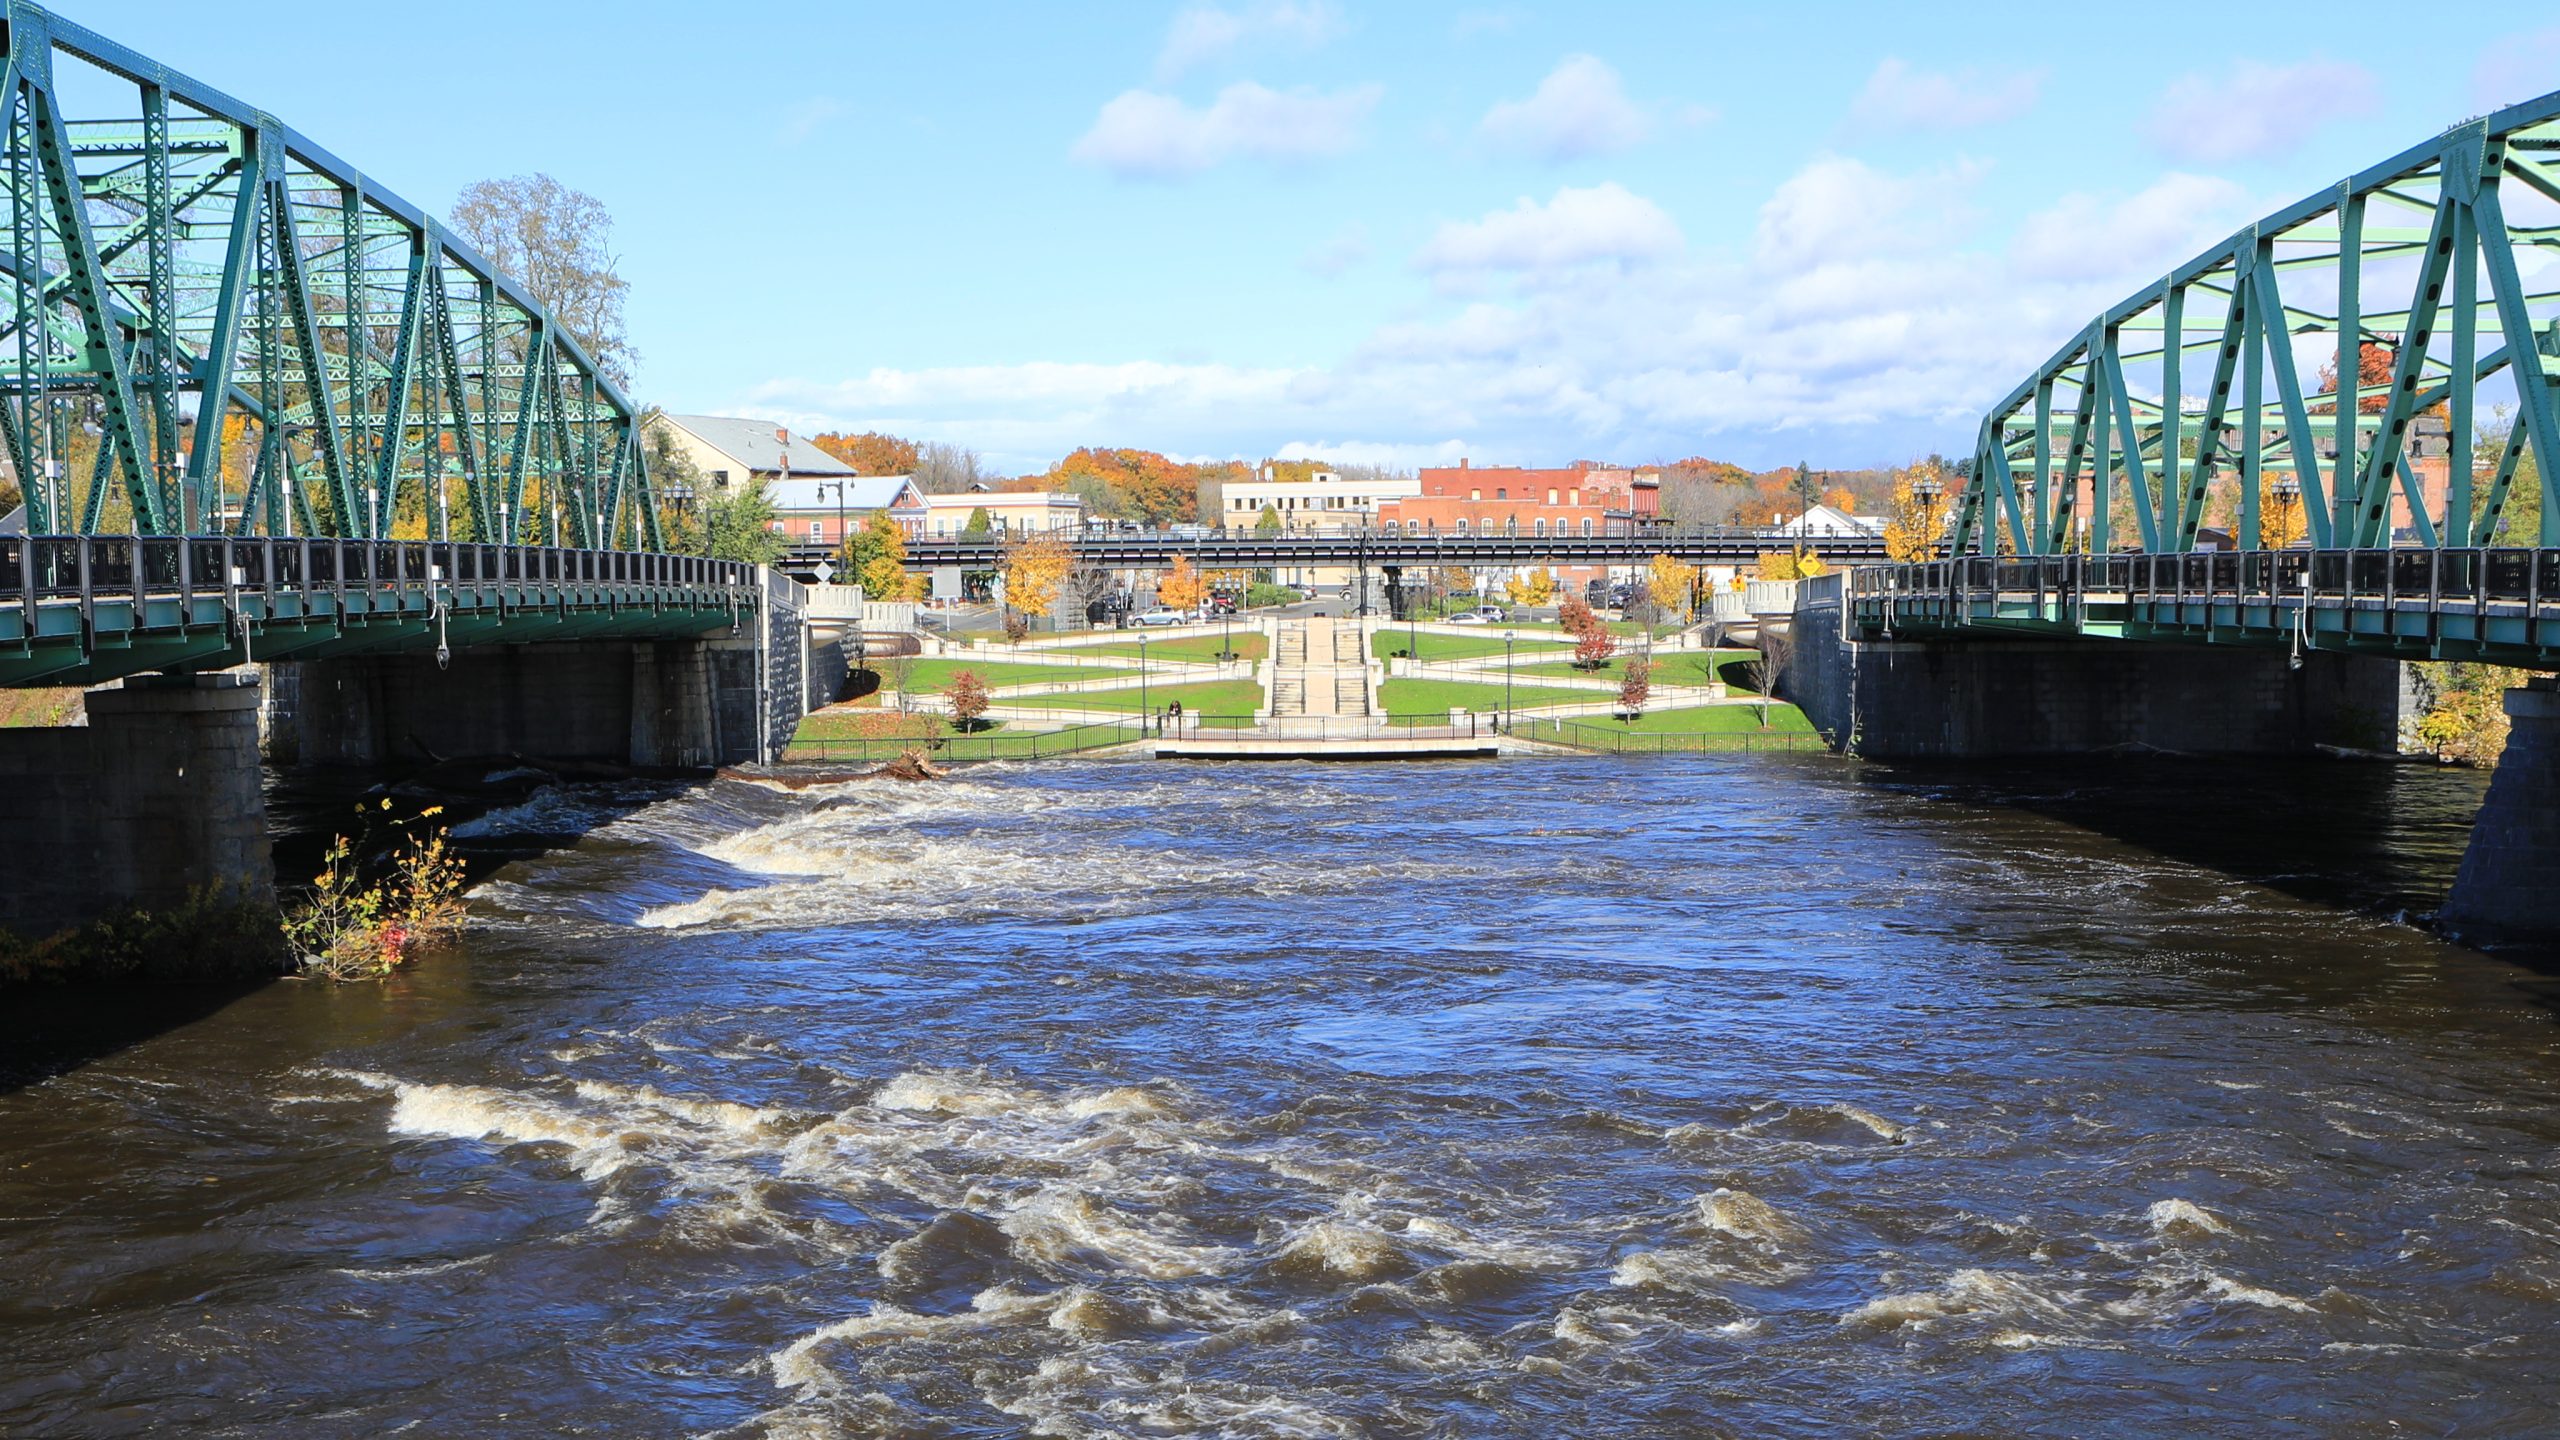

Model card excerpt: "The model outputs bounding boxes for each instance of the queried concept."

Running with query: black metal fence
[782,718,1148,763]
[1508,715,1830,753]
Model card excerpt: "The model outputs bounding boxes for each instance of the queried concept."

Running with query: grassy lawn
[1001,677,1267,721]
[784,715,1150,762]
[869,658,1136,694]
[1508,649,1758,685]
[1057,632,1269,664]
[1377,678,1612,715]
[1372,630,1575,662]
[1557,702,1816,735]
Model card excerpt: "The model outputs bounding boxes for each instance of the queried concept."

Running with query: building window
[1582,518,1594,537]
[1469,489,1481,502]
[1496,488,1507,500]
[1547,488,1558,505]
[710,469,730,490]
[1534,518,1547,537]
[808,521,823,539]
[1569,489,1579,506]
[1455,519,1470,535]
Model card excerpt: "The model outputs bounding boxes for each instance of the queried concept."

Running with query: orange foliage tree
[1157,555,1206,611]
[946,669,990,731]
[810,431,921,475]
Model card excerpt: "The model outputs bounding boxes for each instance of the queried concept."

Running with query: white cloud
[1848,58,2044,131]
[1156,1,1343,80]
[748,157,2279,473]
[1416,182,1684,273]
[2009,172,2253,282]
[777,97,846,146]
[2145,59,2379,163]
[2473,28,2560,113]
[1072,82,1382,178]
[1300,221,1370,277]
[1478,55,1650,161]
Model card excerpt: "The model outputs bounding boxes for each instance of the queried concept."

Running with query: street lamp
[1911,473,1944,555]
[1139,632,1151,734]
[2271,475,2302,548]
[1503,628,1516,729]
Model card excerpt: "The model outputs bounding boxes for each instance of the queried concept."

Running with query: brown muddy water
[4,753,2559,1438]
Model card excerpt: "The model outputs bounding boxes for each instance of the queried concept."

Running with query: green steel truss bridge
[0,3,759,687]
[1855,86,2560,665]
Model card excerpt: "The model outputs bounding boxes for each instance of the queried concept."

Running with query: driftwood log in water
[719,748,950,790]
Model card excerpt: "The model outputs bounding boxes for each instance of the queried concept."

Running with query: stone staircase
[1269,617,1373,719]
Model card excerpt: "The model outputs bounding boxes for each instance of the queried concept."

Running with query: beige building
[1219,468,1422,532]
[919,488,1087,537]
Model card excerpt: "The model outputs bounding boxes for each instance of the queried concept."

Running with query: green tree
[668,475,784,565]
[1256,503,1283,535]
[2488,424,2543,546]
[961,505,994,537]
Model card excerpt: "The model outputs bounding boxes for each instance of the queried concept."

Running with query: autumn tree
[946,669,990,732]
[450,174,633,385]
[1157,555,1207,612]
[1755,550,1827,581]
[2261,476,2310,548]
[1561,595,1616,671]
[1504,566,1556,607]
[1617,655,1653,718]
[1034,447,1206,525]
[1820,485,1857,513]
[1883,459,1951,563]
[812,431,921,476]
[845,511,922,601]
[1645,553,1698,620]
[1003,532,1073,631]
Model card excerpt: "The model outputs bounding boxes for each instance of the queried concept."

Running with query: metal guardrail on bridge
[0,534,759,688]
[1850,547,2560,666]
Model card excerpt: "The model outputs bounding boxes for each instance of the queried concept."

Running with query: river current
[6,753,2560,1437]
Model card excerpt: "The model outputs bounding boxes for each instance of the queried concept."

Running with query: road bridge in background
[783,527,1888,579]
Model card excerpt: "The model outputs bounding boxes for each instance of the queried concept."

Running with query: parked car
[1134,608,1189,627]
[1447,611,1487,625]
[1471,605,1509,622]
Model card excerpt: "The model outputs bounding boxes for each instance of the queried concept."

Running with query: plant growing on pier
[283,802,467,982]
[947,669,990,732]
[1617,655,1653,718]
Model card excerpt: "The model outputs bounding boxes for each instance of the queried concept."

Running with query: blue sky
[61,1,2560,474]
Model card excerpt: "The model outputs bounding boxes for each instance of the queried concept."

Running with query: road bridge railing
[0,533,761,687]
[1851,546,2560,665]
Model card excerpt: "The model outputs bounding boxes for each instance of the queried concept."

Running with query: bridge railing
[1854,547,2560,612]
[0,534,759,629]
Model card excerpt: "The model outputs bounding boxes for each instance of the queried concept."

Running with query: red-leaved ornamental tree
[947,669,990,732]
[1617,655,1653,718]
[1561,595,1617,671]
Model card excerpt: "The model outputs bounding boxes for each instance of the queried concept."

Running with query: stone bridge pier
[0,571,821,945]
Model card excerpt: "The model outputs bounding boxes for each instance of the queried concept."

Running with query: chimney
[1458,457,1469,470]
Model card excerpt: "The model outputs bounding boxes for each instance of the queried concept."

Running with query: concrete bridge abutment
[0,673,274,939]
[2443,683,2560,944]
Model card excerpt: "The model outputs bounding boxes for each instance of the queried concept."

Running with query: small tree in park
[1561,594,1616,671]
[1617,655,1653,719]
[947,669,990,732]
[1002,532,1073,637]
[1645,553,1698,621]
[1744,636,1791,730]
[1504,566,1557,607]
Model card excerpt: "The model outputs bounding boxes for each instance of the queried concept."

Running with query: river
[5,753,2559,1437]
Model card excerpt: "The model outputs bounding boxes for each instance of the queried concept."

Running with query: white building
[919,487,1086,537]
[1218,468,1424,589]
[1780,503,1883,540]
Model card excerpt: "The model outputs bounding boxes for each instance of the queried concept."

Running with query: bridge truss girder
[0,2,663,550]
[1954,90,2560,558]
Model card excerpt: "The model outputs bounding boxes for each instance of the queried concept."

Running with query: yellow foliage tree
[2261,475,2309,548]
[1157,554,1207,612]
[1755,550,1826,581]
[1504,566,1556,606]
[1883,460,1951,563]
[852,512,923,601]
[1003,532,1073,622]
[1644,553,1698,618]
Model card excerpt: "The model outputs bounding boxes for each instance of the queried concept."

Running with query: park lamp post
[1503,628,1517,729]
[2271,475,2302,547]
[1139,632,1151,734]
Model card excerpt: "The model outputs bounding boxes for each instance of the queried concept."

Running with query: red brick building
[1375,460,1659,590]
